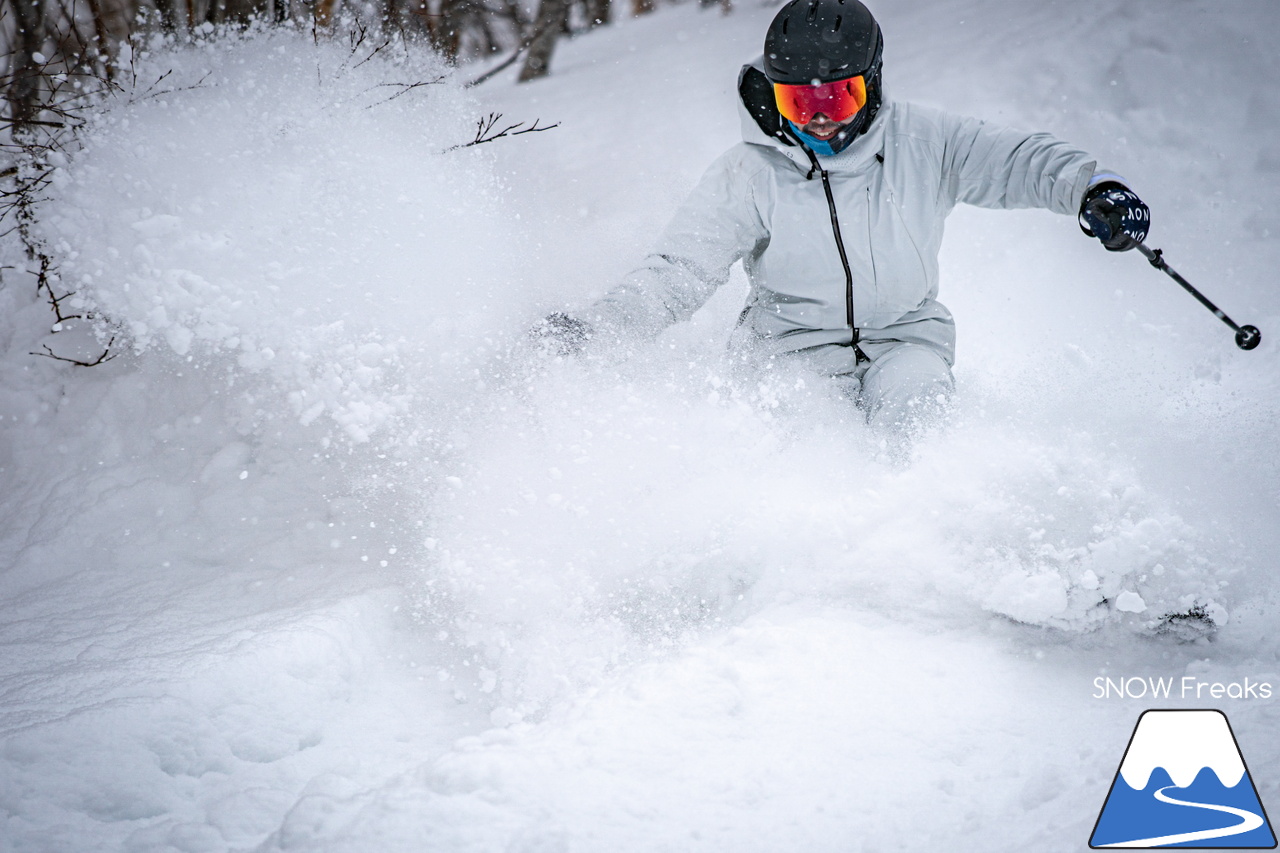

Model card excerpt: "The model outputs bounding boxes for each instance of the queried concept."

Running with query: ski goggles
[773,74,868,126]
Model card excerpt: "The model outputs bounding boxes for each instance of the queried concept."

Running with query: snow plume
[26,15,1257,731]
[1,28,544,847]
[39,24,532,447]
[419,342,1233,720]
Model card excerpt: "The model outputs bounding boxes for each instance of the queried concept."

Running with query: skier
[535,0,1150,431]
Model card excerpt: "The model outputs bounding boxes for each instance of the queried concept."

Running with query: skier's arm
[935,113,1153,252]
[583,149,769,342]
[940,114,1100,215]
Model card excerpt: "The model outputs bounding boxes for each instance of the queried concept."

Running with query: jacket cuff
[1088,170,1129,189]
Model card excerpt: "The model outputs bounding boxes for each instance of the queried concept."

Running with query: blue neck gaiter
[786,120,838,157]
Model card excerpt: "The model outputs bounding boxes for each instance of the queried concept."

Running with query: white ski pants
[838,342,955,429]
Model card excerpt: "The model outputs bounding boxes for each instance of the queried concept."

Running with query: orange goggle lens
[773,75,868,126]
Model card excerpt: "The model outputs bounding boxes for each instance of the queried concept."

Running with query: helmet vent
[833,14,841,31]
[806,0,819,23]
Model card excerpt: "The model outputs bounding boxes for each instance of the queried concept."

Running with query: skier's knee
[857,345,955,431]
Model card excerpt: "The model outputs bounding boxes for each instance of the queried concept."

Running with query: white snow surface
[2,2,1279,851]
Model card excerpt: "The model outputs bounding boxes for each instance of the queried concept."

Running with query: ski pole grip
[1084,198,1109,229]
[1083,197,1136,249]
[1084,198,1112,217]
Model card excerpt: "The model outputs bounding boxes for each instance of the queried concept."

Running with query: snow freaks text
[1093,677,1274,701]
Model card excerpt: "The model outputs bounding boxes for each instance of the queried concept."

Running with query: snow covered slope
[1,2,1278,851]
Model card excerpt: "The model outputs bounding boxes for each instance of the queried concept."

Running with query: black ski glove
[530,312,593,356]
[1079,181,1150,251]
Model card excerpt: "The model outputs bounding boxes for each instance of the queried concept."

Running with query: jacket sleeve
[585,147,770,341]
[938,113,1099,215]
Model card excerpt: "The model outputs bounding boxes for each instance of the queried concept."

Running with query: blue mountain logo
[1091,709,1276,848]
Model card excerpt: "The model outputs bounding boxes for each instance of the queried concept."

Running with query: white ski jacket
[585,61,1106,375]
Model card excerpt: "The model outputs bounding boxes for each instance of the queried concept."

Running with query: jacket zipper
[804,149,859,349]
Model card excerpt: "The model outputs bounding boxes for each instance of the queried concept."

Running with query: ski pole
[1086,200,1261,351]
[1128,239,1261,351]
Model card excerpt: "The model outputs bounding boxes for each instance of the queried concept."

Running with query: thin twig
[31,336,118,367]
[126,70,211,106]
[0,115,68,129]
[444,111,559,151]
[466,44,527,87]
[351,34,394,70]
[466,16,555,88]
[36,283,85,323]
[131,68,173,100]
[363,76,446,108]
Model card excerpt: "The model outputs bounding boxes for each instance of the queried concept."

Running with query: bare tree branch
[125,70,211,106]
[465,45,525,87]
[31,336,118,367]
[351,34,395,69]
[465,14,561,88]
[0,115,69,128]
[444,111,559,151]
[362,75,446,108]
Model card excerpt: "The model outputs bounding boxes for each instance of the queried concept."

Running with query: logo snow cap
[1091,710,1276,849]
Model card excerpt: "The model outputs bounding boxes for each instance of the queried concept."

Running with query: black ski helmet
[764,0,884,152]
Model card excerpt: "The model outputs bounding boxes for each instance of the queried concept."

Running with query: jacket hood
[737,56,888,176]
